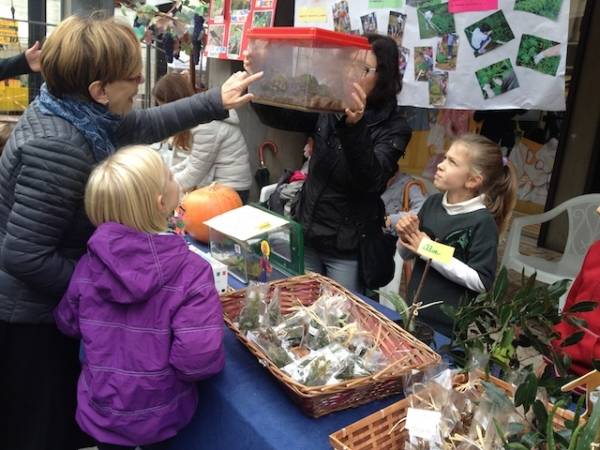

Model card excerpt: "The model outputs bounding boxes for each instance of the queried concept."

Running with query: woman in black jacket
[246,35,411,292]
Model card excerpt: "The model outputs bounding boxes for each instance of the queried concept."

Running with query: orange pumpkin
[182,183,242,242]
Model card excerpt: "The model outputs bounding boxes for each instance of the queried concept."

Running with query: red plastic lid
[247,27,371,50]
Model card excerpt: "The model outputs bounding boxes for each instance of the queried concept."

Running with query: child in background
[54,146,224,450]
[396,134,517,336]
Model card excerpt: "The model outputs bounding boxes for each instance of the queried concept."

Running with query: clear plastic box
[207,206,304,284]
[246,27,371,113]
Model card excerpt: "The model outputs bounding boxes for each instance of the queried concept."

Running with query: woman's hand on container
[345,83,367,125]
[221,70,263,109]
[242,50,253,73]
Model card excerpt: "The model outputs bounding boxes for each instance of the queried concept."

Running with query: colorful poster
[448,0,497,13]
[293,0,570,110]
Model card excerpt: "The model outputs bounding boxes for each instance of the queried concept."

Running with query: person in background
[54,146,224,450]
[245,35,412,293]
[153,72,252,202]
[470,23,492,55]
[396,134,517,337]
[0,41,41,80]
[0,14,258,450]
[552,203,600,376]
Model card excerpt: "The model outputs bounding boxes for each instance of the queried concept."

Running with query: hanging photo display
[294,0,569,110]
[206,0,277,60]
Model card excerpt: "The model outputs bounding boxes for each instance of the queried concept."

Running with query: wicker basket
[220,273,441,418]
[330,373,577,450]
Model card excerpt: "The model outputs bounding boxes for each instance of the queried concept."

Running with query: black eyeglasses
[361,66,377,77]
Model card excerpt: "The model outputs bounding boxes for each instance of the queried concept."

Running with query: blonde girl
[55,146,224,450]
[396,133,517,336]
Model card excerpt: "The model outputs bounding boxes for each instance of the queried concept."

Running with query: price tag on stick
[417,239,455,265]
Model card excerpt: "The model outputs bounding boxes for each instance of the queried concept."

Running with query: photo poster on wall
[293,0,570,110]
[206,0,278,60]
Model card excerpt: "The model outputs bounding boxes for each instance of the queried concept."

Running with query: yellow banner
[0,19,19,46]
[417,239,455,265]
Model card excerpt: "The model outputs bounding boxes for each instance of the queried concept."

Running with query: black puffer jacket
[253,100,412,257]
[0,89,227,324]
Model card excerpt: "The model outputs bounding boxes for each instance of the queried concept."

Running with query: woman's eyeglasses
[361,66,377,77]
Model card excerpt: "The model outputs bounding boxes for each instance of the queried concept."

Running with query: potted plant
[441,267,600,448]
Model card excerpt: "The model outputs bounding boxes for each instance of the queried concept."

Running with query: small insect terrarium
[246,27,371,112]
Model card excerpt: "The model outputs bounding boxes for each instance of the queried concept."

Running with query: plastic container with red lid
[246,27,372,113]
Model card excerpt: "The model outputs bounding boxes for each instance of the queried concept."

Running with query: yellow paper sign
[417,239,455,264]
[298,6,328,24]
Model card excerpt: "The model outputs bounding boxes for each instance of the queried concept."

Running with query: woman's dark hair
[365,34,402,108]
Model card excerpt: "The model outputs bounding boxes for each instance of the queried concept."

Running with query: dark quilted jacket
[253,100,412,257]
[0,89,227,323]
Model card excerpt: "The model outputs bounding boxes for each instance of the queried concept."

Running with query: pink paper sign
[448,0,498,13]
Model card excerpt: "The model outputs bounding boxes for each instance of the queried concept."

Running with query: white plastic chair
[259,183,278,203]
[501,193,600,309]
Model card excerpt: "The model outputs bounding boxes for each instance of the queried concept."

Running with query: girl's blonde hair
[456,133,518,235]
[41,14,142,99]
[85,146,169,233]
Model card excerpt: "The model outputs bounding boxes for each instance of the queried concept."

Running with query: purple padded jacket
[54,222,224,446]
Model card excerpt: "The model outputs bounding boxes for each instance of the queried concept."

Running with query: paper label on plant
[417,239,455,264]
[405,408,442,444]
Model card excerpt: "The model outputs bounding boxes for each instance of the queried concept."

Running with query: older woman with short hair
[0,14,259,450]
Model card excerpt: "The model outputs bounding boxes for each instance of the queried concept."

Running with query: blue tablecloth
[172,242,443,450]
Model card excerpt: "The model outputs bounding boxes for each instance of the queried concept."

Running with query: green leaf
[494,267,509,302]
[574,393,600,450]
[506,443,529,450]
[560,331,585,347]
[566,300,599,313]
[532,399,548,431]
[514,372,537,413]
[440,303,456,320]
[521,431,542,448]
[566,316,588,329]
[592,359,600,371]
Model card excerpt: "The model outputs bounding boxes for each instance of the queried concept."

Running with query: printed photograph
[332,1,352,33]
[475,58,520,99]
[464,10,515,57]
[407,0,441,6]
[429,70,449,106]
[388,11,407,45]
[254,0,273,8]
[398,46,410,80]
[209,0,224,21]
[514,0,564,21]
[417,2,456,40]
[414,46,434,81]
[231,0,251,15]
[252,10,273,28]
[207,24,225,52]
[227,23,244,57]
[516,34,561,76]
[361,12,378,34]
[435,33,458,70]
